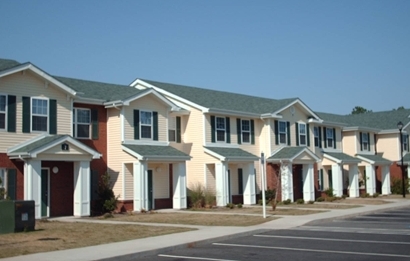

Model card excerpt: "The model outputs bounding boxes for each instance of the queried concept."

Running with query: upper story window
[241,120,250,143]
[140,111,152,139]
[168,116,176,142]
[298,123,307,145]
[314,126,320,147]
[0,95,6,130]
[32,98,48,132]
[216,117,226,142]
[404,134,408,151]
[361,132,369,151]
[73,108,91,138]
[326,128,334,148]
[279,121,287,144]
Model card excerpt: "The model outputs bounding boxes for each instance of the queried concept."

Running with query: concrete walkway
[3,199,410,261]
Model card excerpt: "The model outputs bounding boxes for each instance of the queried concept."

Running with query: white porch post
[365,165,376,196]
[348,164,360,198]
[302,164,315,202]
[172,162,187,209]
[243,162,256,205]
[24,160,41,219]
[73,161,91,217]
[281,163,293,202]
[331,164,343,197]
[381,165,391,195]
[133,161,148,211]
[215,162,229,206]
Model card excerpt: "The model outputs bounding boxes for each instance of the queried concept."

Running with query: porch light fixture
[155,167,161,173]
[52,166,59,174]
[397,121,405,198]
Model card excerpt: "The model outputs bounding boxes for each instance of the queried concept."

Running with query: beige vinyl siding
[0,71,72,152]
[124,163,133,199]
[377,133,401,161]
[205,164,216,193]
[123,95,169,142]
[342,131,357,156]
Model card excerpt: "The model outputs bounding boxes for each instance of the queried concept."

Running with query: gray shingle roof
[9,135,68,154]
[141,79,298,115]
[356,154,391,164]
[403,153,410,164]
[268,146,318,161]
[123,144,190,159]
[0,59,20,72]
[204,147,259,160]
[324,152,361,163]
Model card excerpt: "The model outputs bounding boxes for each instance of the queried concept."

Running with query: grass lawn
[0,220,193,259]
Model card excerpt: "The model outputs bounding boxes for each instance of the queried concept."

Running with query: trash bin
[0,200,35,234]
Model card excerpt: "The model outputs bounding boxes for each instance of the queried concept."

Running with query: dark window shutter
[91,170,99,201]
[211,116,216,143]
[307,124,310,146]
[295,123,299,146]
[91,109,99,140]
[7,169,16,200]
[360,132,363,151]
[368,132,370,151]
[49,99,57,134]
[319,169,324,191]
[176,116,181,143]
[22,96,31,133]
[318,126,322,148]
[323,127,327,148]
[236,118,241,144]
[226,117,230,143]
[287,121,291,145]
[274,120,279,145]
[153,111,158,141]
[7,95,16,132]
[407,134,409,152]
[238,168,243,195]
[133,110,140,140]
[333,128,336,149]
[250,119,255,145]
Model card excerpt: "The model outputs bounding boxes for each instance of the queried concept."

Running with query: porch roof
[122,144,191,161]
[267,146,320,162]
[403,153,410,164]
[323,152,361,164]
[356,154,391,165]
[204,146,259,161]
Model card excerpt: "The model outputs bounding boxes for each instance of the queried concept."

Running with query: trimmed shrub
[307,200,315,204]
[237,203,243,208]
[324,187,334,197]
[96,173,119,214]
[282,199,291,205]
[226,203,235,209]
[391,178,409,195]
[296,198,304,204]
[316,197,324,202]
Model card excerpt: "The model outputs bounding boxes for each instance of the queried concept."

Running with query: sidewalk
[2,199,410,261]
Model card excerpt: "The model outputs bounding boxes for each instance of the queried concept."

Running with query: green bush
[391,178,409,195]
[296,198,304,204]
[237,203,243,208]
[307,200,314,204]
[264,188,276,203]
[342,194,347,199]
[282,199,291,205]
[324,187,334,197]
[204,188,216,207]
[96,173,119,214]
[226,203,235,209]
[188,183,205,208]
[316,197,324,202]
[373,192,380,198]
[325,196,336,202]
[360,193,370,198]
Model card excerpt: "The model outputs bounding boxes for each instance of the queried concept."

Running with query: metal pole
[400,129,405,198]
[261,152,266,218]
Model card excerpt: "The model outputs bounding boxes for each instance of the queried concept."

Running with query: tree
[393,106,405,110]
[351,106,372,115]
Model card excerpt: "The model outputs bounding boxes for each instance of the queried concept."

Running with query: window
[362,133,369,151]
[140,111,152,139]
[279,121,287,144]
[318,169,324,191]
[314,126,319,147]
[0,95,6,130]
[326,128,334,148]
[32,98,48,132]
[216,117,226,142]
[299,123,306,145]
[0,168,5,189]
[168,116,176,142]
[241,120,250,143]
[73,108,91,138]
[404,134,408,151]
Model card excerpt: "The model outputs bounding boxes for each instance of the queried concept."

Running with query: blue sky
[1,1,409,115]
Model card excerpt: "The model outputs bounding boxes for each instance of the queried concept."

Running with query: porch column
[24,160,41,219]
[243,162,256,205]
[73,161,91,217]
[302,164,315,202]
[331,164,343,197]
[281,163,293,202]
[173,162,187,209]
[365,165,376,196]
[133,161,148,211]
[215,162,229,206]
[348,164,359,198]
[381,165,391,195]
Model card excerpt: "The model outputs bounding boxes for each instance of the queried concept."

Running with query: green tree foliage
[351,106,372,115]
[393,106,405,110]
[96,173,119,213]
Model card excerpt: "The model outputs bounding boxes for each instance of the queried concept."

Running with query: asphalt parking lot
[138,207,410,261]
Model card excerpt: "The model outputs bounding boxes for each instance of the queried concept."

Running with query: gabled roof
[402,153,410,165]
[122,144,190,161]
[356,154,391,165]
[0,59,20,71]
[323,152,361,164]
[204,146,259,161]
[267,146,320,162]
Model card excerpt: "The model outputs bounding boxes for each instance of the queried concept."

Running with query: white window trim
[215,116,226,142]
[241,119,251,144]
[31,97,49,133]
[326,128,334,147]
[73,108,91,139]
[362,133,369,151]
[298,122,307,146]
[278,121,287,145]
[168,115,176,142]
[0,93,7,131]
[140,110,153,140]
[314,126,319,147]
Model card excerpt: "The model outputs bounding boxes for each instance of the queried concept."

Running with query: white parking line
[299,226,410,235]
[254,234,410,244]
[212,243,410,258]
[158,254,240,261]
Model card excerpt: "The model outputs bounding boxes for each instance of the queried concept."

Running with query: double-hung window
[299,123,307,145]
[32,98,48,132]
[216,117,226,142]
[279,121,287,144]
[0,94,6,130]
[168,116,176,142]
[404,135,408,151]
[140,111,152,139]
[73,108,91,138]
[241,120,250,143]
[314,126,319,147]
[326,128,334,148]
[362,133,369,151]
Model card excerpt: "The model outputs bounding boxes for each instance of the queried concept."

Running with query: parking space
[137,207,410,261]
